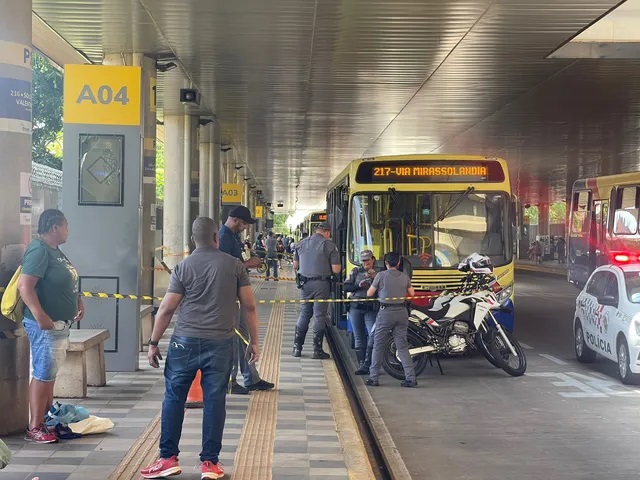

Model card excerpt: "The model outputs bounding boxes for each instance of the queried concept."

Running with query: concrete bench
[139,305,155,352]
[54,329,110,399]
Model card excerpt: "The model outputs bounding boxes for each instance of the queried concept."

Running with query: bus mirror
[510,198,519,226]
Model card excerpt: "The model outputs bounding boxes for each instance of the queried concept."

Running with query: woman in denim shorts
[18,209,83,443]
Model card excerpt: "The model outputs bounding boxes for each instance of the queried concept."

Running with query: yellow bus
[326,154,517,330]
[301,210,327,237]
[568,173,640,287]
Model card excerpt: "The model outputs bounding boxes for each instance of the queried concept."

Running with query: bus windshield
[348,191,510,268]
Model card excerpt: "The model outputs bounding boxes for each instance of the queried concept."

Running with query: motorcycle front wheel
[475,331,502,369]
[485,329,527,377]
[382,331,430,380]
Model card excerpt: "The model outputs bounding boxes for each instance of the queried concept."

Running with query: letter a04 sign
[64,65,141,126]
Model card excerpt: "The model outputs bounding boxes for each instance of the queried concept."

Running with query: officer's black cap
[229,205,256,224]
[316,222,331,231]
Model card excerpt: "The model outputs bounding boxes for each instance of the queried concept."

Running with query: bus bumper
[493,299,515,333]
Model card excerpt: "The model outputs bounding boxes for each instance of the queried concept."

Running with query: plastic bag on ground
[45,402,90,427]
[68,415,114,435]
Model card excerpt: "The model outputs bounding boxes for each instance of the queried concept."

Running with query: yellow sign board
[63,65,141,126]
[222,183,243,204]
[255,205,263,218]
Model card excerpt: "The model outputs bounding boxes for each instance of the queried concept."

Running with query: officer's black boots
[292,326,306,357]
[312,331,331,360]
[354,348,368,375]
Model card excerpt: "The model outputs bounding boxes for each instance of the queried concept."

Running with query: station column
[199,122,211,218]
[209,122,222,225]
[0,0,32,435]
[188,116,199,223]
[201,121,222,225]
[163,115,185,268]
[62,62,149,372]
[103,53,157,300]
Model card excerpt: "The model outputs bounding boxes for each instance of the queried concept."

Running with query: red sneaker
[25,424,58,444]
[140,456,181,479]
[201,461,224,479]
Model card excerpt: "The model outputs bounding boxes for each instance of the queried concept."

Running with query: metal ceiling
[32,0,634,210]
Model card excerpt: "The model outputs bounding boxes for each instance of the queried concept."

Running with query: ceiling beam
[32,11,90,68]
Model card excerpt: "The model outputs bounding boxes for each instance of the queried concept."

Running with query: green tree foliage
[156,141,164,203]
[525,202,566,225]
[32,51,63,169]
[271,213,291,235]
[550,202,567,224]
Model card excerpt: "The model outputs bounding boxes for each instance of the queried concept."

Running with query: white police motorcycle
[382,253,527,379]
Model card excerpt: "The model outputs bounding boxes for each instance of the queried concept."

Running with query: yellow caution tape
[155,246,191,257]
[142,266,178,272]
[248,274,297,282]
[72,290,472,305]
[0,287,461,303]
[157,246,294,260]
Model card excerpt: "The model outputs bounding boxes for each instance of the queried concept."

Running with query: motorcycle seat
[411,302,451,320]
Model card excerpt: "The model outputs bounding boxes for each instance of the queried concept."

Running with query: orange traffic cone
[185,370,204,408]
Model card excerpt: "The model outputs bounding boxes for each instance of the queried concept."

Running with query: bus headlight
[498,285,513,303]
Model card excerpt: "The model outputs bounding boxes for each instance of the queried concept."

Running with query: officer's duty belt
[300,275,331,281]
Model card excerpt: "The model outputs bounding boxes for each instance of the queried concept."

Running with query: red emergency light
[610,251,639,264]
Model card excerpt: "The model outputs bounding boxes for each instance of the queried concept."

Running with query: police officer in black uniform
[343,249,382,375]
[292,222,341,359]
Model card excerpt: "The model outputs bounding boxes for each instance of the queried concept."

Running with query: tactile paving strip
[110,280,265,480]
[108,413,162,480]
[232,281,286,479]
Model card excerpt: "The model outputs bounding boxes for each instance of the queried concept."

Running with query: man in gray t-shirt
[168,249,250,339]
[366,252,417,388]
[143,218,261,479]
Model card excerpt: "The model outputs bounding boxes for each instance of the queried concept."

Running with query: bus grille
[410,270,466,292]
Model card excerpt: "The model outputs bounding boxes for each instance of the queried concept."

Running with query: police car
[574,263,640,384]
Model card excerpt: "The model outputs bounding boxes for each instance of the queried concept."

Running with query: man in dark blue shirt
[219,205,275,394]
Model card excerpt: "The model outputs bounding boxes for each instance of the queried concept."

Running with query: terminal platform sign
[222,183,243,204]
[63,65,141,126]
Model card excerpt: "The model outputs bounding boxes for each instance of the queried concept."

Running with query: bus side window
[571,190,591,234]
[613,186,640,236]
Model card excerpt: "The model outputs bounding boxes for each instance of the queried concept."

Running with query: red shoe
[140,456,181,479]
[25,424,58,444]
[201,461,225,479]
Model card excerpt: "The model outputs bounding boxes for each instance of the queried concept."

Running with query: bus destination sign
[355,160,505,184]
[310,212,327,222]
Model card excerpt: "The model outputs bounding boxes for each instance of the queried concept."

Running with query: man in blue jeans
[141,217,261,479]
[219,205,274,394]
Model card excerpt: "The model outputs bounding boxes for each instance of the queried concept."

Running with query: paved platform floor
[1,276,373,480]
[516,259,566,276]
[336,270,640,479]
